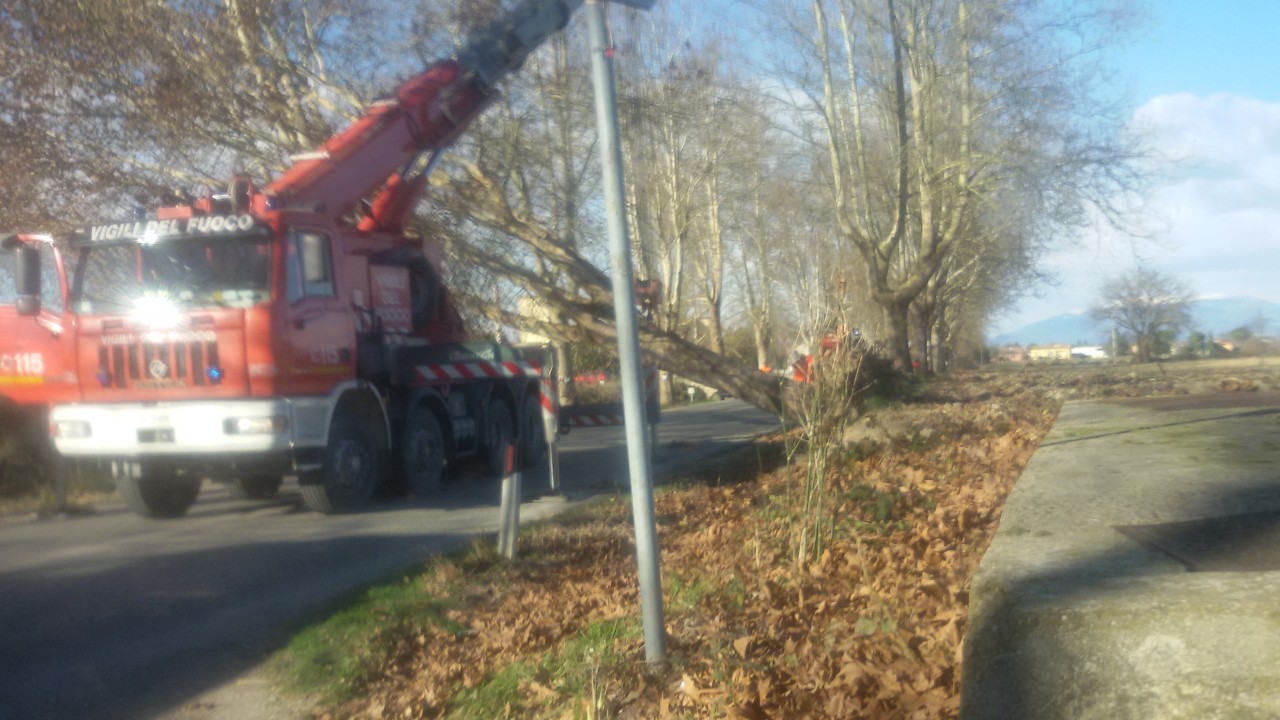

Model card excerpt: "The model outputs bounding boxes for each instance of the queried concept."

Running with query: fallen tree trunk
[427,158,899,421]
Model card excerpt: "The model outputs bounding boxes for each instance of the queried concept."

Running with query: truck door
[281,229,354,397]
[0,239,75,406]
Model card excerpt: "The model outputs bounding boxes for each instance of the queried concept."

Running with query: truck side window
[286,231,335,302]
[39,244,63,314]
[0,247,16,305]
[0,243,60,310]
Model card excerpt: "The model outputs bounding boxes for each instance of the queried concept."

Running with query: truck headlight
[223,416,288,435]
[51,420,92,439]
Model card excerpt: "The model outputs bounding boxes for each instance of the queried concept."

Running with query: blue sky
[992,0,1280,335]
[1117,1,1280,102]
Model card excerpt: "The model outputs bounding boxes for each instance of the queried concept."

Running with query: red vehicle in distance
[574,370,609,385]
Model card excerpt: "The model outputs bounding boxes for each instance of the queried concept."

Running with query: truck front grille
[99,339,220,388]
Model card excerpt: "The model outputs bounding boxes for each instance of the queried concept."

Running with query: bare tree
[733,155,815,371]
[1091,265,1192,363]
[762,0,1144,372]
[2,0,1147,417]
[1,0,400,228]
[1,0,816,414]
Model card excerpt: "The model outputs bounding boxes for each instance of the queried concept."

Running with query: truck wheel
[300,416,378,514]
[520,394,546,468]
[228,474,284,500]
[114,463,201,519]
[402,406,444,495]
[481,398,514,475]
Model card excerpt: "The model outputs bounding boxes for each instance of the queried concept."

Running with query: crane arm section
[264,0,583,231]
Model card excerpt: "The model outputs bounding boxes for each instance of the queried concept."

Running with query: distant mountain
[990,297,1280,346]
[1187,297,1280,338]
[990,313,1106,347]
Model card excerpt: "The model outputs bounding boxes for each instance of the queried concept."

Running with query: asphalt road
[0,400,779,720]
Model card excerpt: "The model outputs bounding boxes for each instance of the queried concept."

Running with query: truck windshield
[71,236,272,313]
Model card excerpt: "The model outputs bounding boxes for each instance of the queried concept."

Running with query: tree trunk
[931,314,948,372]
[885,298,913,371]
[555,342,575,404]
[911,302,932,374]
[754,322,770,371]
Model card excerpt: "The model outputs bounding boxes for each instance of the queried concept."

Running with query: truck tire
[228,474,284,500]
[520,394,546,469]
[114,463,201,519]
[481,397,514,475]
[300,416,378,514]
[402,406,445,495]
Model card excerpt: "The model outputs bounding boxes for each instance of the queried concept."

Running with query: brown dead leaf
[727,700,769,720]
[678,674,701,703]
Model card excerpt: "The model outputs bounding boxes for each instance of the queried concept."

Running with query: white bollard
[498,443,522,560]
[540,373,562,492]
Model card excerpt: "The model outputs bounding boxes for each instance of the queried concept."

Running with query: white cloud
[993,93,1280,335]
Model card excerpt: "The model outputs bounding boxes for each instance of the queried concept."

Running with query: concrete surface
[963,392,1280,720]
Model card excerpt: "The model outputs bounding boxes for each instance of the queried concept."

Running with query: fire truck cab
[0,233,76,407]
[46,203,545,518]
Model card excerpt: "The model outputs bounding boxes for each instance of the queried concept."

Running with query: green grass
[448,661,536,719]
[666,570,716,613]
[272,566,462,705]
[272,499,631,709]
[447,617,641,719]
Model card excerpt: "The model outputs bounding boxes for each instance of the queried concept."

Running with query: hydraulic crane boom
[264,0,584,234]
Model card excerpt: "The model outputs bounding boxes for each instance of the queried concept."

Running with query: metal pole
[584,0,666,664]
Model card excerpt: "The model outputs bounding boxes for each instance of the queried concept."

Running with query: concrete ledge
[963,395,1280,720]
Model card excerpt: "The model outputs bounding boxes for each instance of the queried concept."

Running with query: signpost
[584,0,665,665]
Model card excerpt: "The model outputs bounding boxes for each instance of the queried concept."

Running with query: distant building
[1028,344,1072,361]
[1071,345,1108,359]
[517,297,552,344]
[995,345,1027,363]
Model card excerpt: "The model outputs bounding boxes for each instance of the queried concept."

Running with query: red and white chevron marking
[414,361,541,384]
[539,375,559,417]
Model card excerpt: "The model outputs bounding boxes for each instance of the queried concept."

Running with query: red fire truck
[39,0,586,518]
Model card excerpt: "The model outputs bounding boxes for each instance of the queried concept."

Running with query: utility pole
[584,0,665,665]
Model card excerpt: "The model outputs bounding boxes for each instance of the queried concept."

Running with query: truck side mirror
[14,245,41,316]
